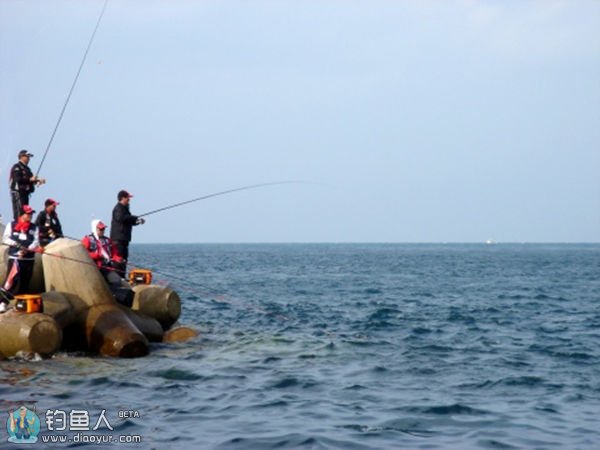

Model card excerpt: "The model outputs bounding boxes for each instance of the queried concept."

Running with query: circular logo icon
[6,406,41,444]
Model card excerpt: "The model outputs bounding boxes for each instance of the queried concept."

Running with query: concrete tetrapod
[0,311,62,359]
[132,284,181,330]
[82,304,149,357]
[119,306,165,343]
[41,291,78,329]
[42,238,148,357]
[163,326,199,343]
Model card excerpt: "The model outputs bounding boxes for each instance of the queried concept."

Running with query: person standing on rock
[110,190,145,276]
[1,205,41,311]
[9,150,46,220]
[35,198,63,247]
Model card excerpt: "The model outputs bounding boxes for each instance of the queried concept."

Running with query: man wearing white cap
[82,220,133,307]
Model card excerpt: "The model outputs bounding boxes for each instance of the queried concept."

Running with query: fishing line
[138,180,322,218]
[51,237,286,319]
[0,242,101,270]
[133,265,284,318]
[1,239,287,320]
[36,0,109,177]
[1,240,219,303]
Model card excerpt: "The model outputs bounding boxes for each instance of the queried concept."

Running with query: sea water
[1,244,599,449]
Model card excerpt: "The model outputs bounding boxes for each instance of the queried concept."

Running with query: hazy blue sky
[1,1,599,243]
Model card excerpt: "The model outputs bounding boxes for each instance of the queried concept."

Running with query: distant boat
[485,239,496,245]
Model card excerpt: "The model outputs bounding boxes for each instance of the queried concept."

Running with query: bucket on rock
[15,294,44,313]
[129,269,152,286]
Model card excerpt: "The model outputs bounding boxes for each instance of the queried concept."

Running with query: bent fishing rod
[39,180,321,279]
[36,0,109,178]
[138,180,321,218]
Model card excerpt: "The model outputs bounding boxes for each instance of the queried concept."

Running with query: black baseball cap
[118,190,133,200]
[18,150,34,158]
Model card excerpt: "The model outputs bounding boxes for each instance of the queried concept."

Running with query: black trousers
[100,268,123,287]
[113,241,129,277]
[10,191,29,220]
[100,267,133,307]
[114,241,129,261]
[3,258,34,294]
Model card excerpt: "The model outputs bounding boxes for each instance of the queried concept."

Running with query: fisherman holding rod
[9,150,46,220]
[5,0,108,223]
[0,205,42,313]
[110,190,145,277]
[106,183,298,276]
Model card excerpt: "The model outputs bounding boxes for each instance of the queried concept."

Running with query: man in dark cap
[9,150,46,220]
[35,198,63,247]
[110,190,145,276]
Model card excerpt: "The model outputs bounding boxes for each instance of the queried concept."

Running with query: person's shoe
[0,302,8,313]
[0,287,14,302]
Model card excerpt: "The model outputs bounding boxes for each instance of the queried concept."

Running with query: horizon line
[132,241,600,245]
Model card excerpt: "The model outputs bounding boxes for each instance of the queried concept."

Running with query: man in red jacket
[82,220,123,283]
[1,205,42,312]
[82,220,133,307]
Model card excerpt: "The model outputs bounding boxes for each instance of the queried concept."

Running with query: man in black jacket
[110,190,145,276]
[9,150,46,220]
[35,198,63,247]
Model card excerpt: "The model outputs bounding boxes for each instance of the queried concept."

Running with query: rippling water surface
[1,244,599,449]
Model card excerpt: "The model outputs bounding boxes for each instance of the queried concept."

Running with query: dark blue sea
[1,244,599,449]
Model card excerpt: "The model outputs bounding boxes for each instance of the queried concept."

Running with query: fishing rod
[35,0,109,178]
[138,180,320,218]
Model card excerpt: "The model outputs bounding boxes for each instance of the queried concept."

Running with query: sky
[1,0,599,243]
